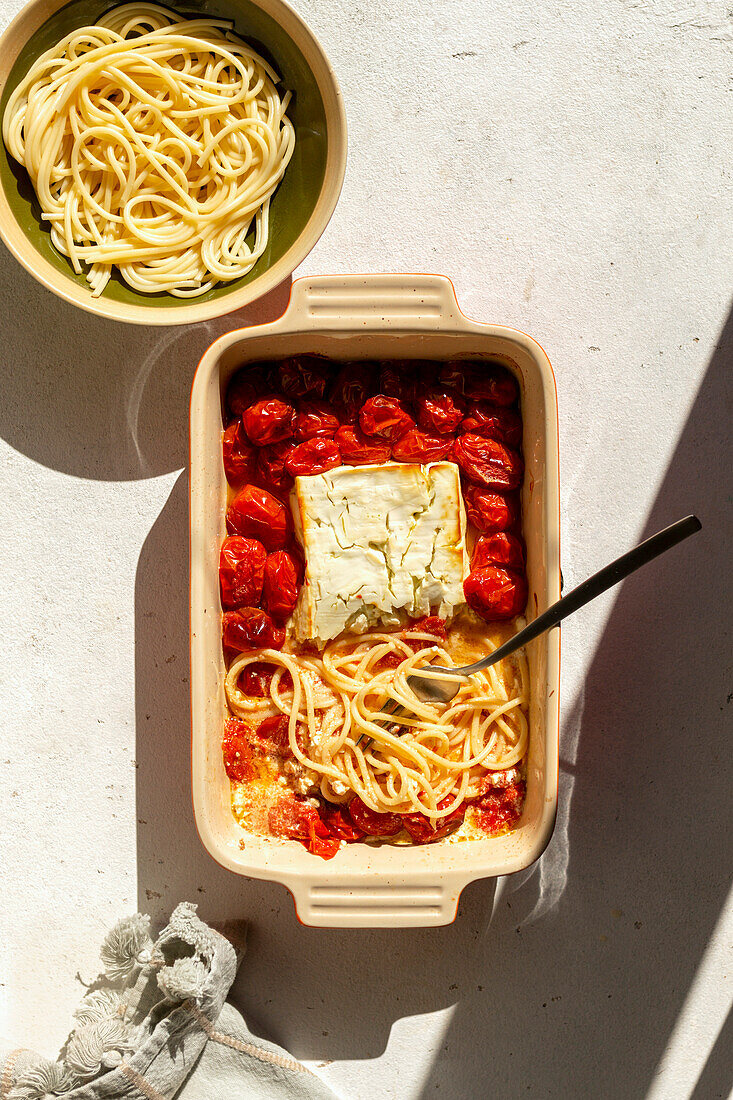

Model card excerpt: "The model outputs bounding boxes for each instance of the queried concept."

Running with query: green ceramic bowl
[0,0,346,324]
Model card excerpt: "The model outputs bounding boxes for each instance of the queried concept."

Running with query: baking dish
[190,274,560,927]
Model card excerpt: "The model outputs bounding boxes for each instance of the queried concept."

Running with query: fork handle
[447,514,702,678]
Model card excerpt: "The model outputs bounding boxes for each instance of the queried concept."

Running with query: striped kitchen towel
[1,903,337,1100]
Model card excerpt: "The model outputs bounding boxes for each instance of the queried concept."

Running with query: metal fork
[358,514,701,743]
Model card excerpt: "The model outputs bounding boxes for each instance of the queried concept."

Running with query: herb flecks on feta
[291,461,467,644]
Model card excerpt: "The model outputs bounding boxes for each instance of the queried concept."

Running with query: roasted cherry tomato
[471,532,525,571]
[379,361,426,403]
[464,565,528,621]
[463,485,519,532]
[401,797,466,843]
[226,365,273,420]
[320,802,365,841]
[222,420,255,485]
[415,388,465,435]
[278,355,330,399]
[391,428,453,463]
[329,363,377,422]
[226,484,291,550]
[453,434,523,489]
[222,607,285,652]
[439,361,518,406]
[307,826,341,860]
[222,717,255,782]
[269,796,330,840]
[403,615,448,641]
[219,535,267,610]
[255,442,293,498]
[241,395,296,446]
[347,797,403,836]
[284,438,342,477]
[294,399,340,441]
[472,780,526,835]
[262,550,302,621]
[256,713,291,753]
[461,401,522,448]
[237,661,292,697]
[359,395,415,441]
[334,424,391,465]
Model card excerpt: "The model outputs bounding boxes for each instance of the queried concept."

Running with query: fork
[359,514,701,741]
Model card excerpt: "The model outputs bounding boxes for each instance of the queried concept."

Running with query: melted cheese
[291,461,467,644]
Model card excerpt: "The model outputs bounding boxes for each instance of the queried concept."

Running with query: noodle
[224,628,529,821]
[2,3,295,297]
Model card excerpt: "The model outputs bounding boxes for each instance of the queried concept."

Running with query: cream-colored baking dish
[190,274,560,927]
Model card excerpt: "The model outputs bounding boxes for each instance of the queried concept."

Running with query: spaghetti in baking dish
[219,357,529,858]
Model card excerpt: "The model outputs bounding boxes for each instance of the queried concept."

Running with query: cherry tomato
[472,780,526,835]
[330,363,377,422]
[219,535,266,610]
[320,802,365,841]
[471,532,525,571]
[378,361,425,404]
[226,365,273,420]
[453,434,523,489]
[226,484,291,550]
[294,399,340,441]
[262,550,302,621]
[359,395,415,441]
[255,442,294,499]
[222,717,255,782]
[347,797,403,836]
[464,565,528,621]
[269,796,330,840]
[439,361,518,406]
[463,485,519,532]
[461,402,522,448]
[241,395,296,446]
[284,438,342,477]
[222,420,255,485]
[334,424,391,465]
[278,355,330,399]
[391,428,453,463]
[256,713,291,753]
[307,826,341,860]
[403,615,447,641]
[222,607,285,652]
[237,661,292,697]
[415,388,465,435]
[401,797,466,844]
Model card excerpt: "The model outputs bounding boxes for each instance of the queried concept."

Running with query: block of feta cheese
[290,461,467,645]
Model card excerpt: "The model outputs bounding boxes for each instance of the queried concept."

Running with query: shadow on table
[135,308,731,1085]
[415,306,733,1099]
[0,243,291,480]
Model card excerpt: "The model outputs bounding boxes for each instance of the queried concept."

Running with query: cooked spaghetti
[2,3,295,297]
[225,625,528,821]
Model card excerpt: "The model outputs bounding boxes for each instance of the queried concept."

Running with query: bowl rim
[0,0,347,326]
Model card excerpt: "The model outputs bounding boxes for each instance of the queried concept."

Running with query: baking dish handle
[287,876,467,928]
[284,273,464,330]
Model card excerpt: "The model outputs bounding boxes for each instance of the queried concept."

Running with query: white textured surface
[1,1,731,1098]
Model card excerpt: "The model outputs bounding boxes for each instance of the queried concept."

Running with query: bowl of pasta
[190,273,561,927]
[0,0,346,324]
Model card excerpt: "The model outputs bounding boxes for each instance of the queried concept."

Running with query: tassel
[73,987,124,1027]
[64,1018,132,1080]
[7,1059,75,1099]
[100,913,153,981]
[157,956,207,1003]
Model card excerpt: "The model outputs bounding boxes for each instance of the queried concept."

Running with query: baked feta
[291,461,467,644]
